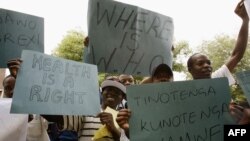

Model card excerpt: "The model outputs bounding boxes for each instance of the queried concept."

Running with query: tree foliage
[172,41,193,72]
[52,30,86,62]
[197,34,250,72]
[198,35,234,71]
[52,30,109,84]
[171,41,194,80]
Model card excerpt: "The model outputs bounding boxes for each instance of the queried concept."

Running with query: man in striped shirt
[43,80,126,141]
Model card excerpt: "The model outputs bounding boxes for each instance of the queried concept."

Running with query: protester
[187,0,250,125]
[6,58,22,78]
[1,58,21,98]
[117,1,249,139]
[117,74,135,110]
[116,63,174,139]
[1,59,50,141]
[43,80,126,141]
[2,75,15,98]
[140,63,174,84]
[118,74,135,86]
[187,0,249,85]
[0,98,28,141]
[1,58,22,98]
[100,74,120,106]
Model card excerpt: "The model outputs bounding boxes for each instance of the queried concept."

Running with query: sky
[1,0,243,54]
[0,0,246,79]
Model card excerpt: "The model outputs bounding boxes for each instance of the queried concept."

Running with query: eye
[197,61,203,66]
[207,60,211,65]
[128,79,134,83]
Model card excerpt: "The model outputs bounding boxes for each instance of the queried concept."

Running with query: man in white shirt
[187,1,249,84]
[187,0,249,125]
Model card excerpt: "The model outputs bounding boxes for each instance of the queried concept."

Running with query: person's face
[102,86,123,109]
[152,71,173,83]
[119,75,134,86]
[7,59,22,78]
[3,76,16,98]
[188,54,213,79]
[9,67,18,78]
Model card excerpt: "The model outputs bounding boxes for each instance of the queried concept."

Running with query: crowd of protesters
[1,0,250,141]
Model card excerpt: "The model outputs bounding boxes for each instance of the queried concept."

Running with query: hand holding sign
[127,78,234,141]
[11,50,100,115]
[0,9,44,68]
[116,108,131,137]
[85,0,174,76]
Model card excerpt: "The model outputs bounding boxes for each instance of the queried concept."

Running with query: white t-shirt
[26,115,50,141]
[120,129,130,141]
[212,64,235,85]
[0,98,28,141]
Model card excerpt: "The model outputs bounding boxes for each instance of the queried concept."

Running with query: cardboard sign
[84,0,174,76]
[244,0,250,19]
[236,70,250,104]
[127,78,234,141]
[11,50,100,115]
[0,8,44,68]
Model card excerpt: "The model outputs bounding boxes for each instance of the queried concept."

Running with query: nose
[124,81,131,85]
[203,63,212,70]
[203,62,210,67]
[203,63,212,71]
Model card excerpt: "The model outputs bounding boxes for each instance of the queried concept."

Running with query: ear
[188,67,192,72]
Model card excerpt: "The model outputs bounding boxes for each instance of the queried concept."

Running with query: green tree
[197,34,250,101]
[172,41,193,72]
[197,34,250,73]
[172,40,194,80]
[52,30,108,84]
[52,30,86,62]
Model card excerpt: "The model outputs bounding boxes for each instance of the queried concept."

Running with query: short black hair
[152,64,173,77]
[187,53,202,68]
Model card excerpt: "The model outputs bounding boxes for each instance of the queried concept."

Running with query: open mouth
[202,68,212,75]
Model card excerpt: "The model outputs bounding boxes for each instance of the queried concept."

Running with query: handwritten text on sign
[85,0,174,76]
[127,78,234,141]
[11,50,100,115]
[236,70,250,104]
[0,9,44,67]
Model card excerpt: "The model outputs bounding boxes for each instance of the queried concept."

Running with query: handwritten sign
[84,0,174,76]
[127,78,234,141]
[236,70,250,104]
[11,50,100,115]
[0,9,44,68]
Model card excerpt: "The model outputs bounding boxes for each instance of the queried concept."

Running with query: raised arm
[226,0,249,72]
